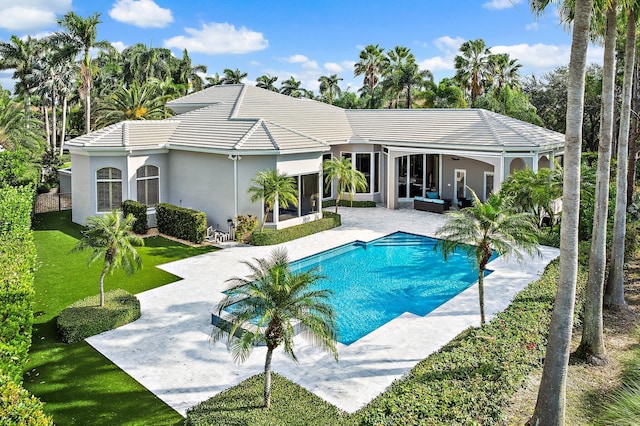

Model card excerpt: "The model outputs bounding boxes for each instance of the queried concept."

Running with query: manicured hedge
[322,199,377,208]
[355,260,586,425]
[156,203,207,243]
[0,375,52,425]
[250,211,341,246]
[0,185,49,424]
[121,200,148,234]
[185,373,347,425]
[57,289,141,343]
[0,185,36,382]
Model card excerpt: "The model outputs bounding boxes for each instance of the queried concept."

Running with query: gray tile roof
[345,108,564,150]
[68,84,564,154]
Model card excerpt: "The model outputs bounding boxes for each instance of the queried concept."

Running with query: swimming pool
[289,232,497,345]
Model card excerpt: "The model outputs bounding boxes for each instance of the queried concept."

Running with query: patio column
[387,153,397,209]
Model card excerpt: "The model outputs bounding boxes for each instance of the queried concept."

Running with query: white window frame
[454,168,467,203]
[483,171,494,201]
[340,151,379,195]
[96,167,123,213]
[136,165,160,206]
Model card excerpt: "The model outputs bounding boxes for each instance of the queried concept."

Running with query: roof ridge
[478,110,505,147]
[229,84,247,119]
[260,120,280,150]
[481,109,542,147]
[234,118,275,150]
[263,119,330,146]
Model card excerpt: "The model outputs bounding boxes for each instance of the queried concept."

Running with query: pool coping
[86,206,560,416]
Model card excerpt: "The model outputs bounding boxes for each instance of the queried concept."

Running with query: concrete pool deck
[87,206,560,416]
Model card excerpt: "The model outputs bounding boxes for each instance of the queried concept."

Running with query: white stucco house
[66,84,564,230]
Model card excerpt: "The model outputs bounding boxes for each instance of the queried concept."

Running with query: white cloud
[164,22,268,55]
[249,60,261,67]
[492,42,603,74]
[0,0,70,31]
[109,0,173,28]
[526,22,539,31]
[483,0,523,10]
[419,56,454,72]
[324,62,343,73]
[111,41,127,52]
[418,35,464,74]
[286,54,309,63]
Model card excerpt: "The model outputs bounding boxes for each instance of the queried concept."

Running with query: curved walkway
[87,206,559,416]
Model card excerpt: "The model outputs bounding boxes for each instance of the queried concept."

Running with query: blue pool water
[289,232,497,345]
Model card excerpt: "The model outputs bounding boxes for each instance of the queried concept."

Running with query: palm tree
[95,81,169,127]
[318,74,343,104]
[323,156,368,213]
[0,91,43,154]
[530,0,595,423]
[354,44,388,109]
[71,211,144,306]
[0,35,41,125]
[248,169,299,231]
[435,190,539,325]
[53,11,111,134]
[204,73,222,88]
[454,39,492,107]
[280,76,303,97]
[605,6,637,311]
[173,49,207,94]
[256,75,279,91]
[221,68,247,85]
[212,248,338,408]
[488,53,522,94]
[576,0,618,365]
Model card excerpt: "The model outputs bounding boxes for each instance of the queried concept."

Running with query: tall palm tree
[71,211,144,306]
[280,76,303,97]
[530,0,595,423]
[204,72,222,88]
[173,49,207,94]
[53,11,111,134]
[213,248,337,408]
[256,74,279,91]
[95,81,169,127]
[248,169,299,231]
[454,39,492,107]
[398,61,432,108]
[435,190,539,325]
[323,156,368,213]
[318,74,343,104]
[605,6,637,311]
[353,44,388,109]
[576,0,617,365]
[383,45,413,108]
[0,35,41,125]
[488,53,522,94]
[221,68,247,85]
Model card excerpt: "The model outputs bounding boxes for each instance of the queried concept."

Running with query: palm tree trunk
[605,9,637,311]
[260,207,269,232]
[576,0,617,365]
[42,105,50,150]
[478,269,485,325]
[531,0,593,424]
[334,193,341,214]
[59,96,68,156]
[99,267,107,306]
[264,347,273,408]
[626,60,640,206]
[51,91,57,154]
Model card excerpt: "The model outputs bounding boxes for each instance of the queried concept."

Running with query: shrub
[185,373,346,425]
[0,186,36,383]
[322,199,377,208]
[234,214,257,243]
[0,375,52,425]
[57,289,141,343]
[355,260,587,425]
[251,211,341,246]
[121,200,148,234]
[156,203,207,243]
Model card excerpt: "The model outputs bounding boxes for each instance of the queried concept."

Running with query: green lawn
[25,211,216,425]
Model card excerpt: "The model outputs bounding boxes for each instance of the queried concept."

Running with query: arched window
[136,165,159,206]
[96,167,122,212]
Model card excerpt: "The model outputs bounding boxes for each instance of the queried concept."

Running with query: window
[277,173,320,222]
[96,167,122,212]
[136,165,159,206]
[355,153,371,193]
[341,152,379,195]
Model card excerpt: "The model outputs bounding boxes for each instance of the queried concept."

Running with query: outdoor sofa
[413,193,450,214]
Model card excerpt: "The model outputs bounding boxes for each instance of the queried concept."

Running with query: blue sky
[0,0,604,93]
